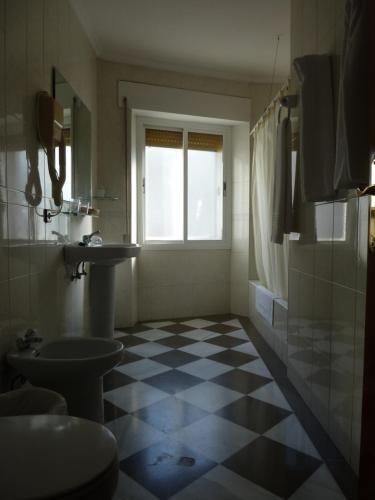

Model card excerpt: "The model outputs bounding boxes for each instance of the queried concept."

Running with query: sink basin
[64,243,141,265]
[0,386,67,416]
[7,338,124,422]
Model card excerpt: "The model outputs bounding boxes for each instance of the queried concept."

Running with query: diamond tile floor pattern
[106,317,348,500]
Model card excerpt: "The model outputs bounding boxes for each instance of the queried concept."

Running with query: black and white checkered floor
[104,316,347,500]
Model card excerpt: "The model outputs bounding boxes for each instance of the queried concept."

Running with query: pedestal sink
[64,244,141,338]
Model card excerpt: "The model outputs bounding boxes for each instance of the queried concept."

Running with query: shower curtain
[251,107,289,300]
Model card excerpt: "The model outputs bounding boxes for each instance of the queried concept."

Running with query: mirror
[53,68,92,204]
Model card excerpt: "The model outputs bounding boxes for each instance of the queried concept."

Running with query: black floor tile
[134,396,209,433]
[118,351,143,365]
[208,350,257,367]
[103,370,136,392]
[223,436,322,498]
[103,400,127,423]
[117,324,152,334]
[158,335,198,349]
[206,335,247,348]
[160,324,195,334]
[144,370,203,395]
[120,335,149,348]
[211,369,272,394]
[201,314,237,323]
[204,323,239,334]
[151,350,200,368]
[216,396,292,433]
[120,438,216,499]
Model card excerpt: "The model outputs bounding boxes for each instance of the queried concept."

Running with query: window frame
[136,115,232,250]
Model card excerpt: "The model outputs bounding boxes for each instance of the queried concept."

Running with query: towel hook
[280,94,298,121]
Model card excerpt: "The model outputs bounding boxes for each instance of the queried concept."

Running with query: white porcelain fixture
[0,386,67,416]
[7,338,123,422]
[64,244,141,338]
[0,415,118,500]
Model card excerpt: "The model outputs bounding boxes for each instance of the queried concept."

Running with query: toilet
[0,414,119,500]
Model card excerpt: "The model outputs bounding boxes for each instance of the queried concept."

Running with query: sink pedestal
[90,264,116,338]
[63,244,141,339]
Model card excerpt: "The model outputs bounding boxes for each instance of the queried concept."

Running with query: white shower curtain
[251,107,289,300]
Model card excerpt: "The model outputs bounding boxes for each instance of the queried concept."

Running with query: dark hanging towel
[293,54,336,202]
[334,0,370,189]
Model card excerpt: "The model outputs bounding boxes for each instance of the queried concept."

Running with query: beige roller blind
[145,128,183,149]
[188,132,223,152]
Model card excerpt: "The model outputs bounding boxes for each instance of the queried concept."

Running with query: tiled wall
[230,124,250,316]
[0,0,97,386]
[96,59,271,324]
[287,0,367,473]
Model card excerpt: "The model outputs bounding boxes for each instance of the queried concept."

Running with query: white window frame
[136,115,232,250]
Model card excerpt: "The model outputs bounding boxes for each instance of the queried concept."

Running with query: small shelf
[93,195,120,201]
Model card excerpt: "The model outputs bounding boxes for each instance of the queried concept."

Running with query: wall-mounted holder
[279,94,298,121]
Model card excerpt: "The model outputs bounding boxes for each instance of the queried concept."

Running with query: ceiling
[71,0,290,83]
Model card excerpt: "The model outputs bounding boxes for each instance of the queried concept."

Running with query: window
[138,118,230,248]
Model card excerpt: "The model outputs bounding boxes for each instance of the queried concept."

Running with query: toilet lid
[0,415,118,500]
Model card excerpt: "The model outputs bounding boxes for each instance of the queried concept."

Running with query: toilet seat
[0,415,118,500]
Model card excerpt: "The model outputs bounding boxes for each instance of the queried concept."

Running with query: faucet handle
[16,329,43,350]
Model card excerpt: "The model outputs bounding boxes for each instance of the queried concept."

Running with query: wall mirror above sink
[53,68,92,205]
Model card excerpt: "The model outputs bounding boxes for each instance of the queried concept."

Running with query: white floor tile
[204,466,282,500]
[115,359,171,380]
[127,342,172,357]
[289,480,345,500]
[114,330,128,338]
[232,341,259,356]
[306,464,343,493]
[249,381,292,411]
[172,415,258,462]
[134,329,174,341]
[240,358,273,378]
[181,319,216,328]
[227,329,249,340]
[180,329,220,341]
[222,319,243,328]
[143,321,174,328]
[104,381,169,412]
[176,381,242,412]
[265,414,321,459]
[106,415,164,460]
[178,358,232,380]
[114,471,158,500]
[170,476,239,500]
[179,342,226,357]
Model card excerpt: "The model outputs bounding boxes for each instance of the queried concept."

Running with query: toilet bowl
[0,415,118,500]
[0,386,68,416]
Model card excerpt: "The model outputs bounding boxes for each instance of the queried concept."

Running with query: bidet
[7,337,124,422]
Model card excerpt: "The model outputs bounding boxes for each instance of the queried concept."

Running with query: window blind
[188,132,223,152]
[145,128,183,149]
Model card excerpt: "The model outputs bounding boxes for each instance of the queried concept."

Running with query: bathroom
[0,0,373,499]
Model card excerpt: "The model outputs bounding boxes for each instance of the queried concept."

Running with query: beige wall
[96,59,270,323]
[287,0,366,473]
[0,0,97,385]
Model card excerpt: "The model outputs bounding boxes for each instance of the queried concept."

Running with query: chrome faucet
[52,230,69,244]
[82,230,101,246]
[16,329,44,351]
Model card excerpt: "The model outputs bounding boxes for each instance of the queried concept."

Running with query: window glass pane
[145,145,183,241]
[188,147,223,240]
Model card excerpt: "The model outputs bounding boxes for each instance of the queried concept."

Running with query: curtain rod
[250,80,290,137]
